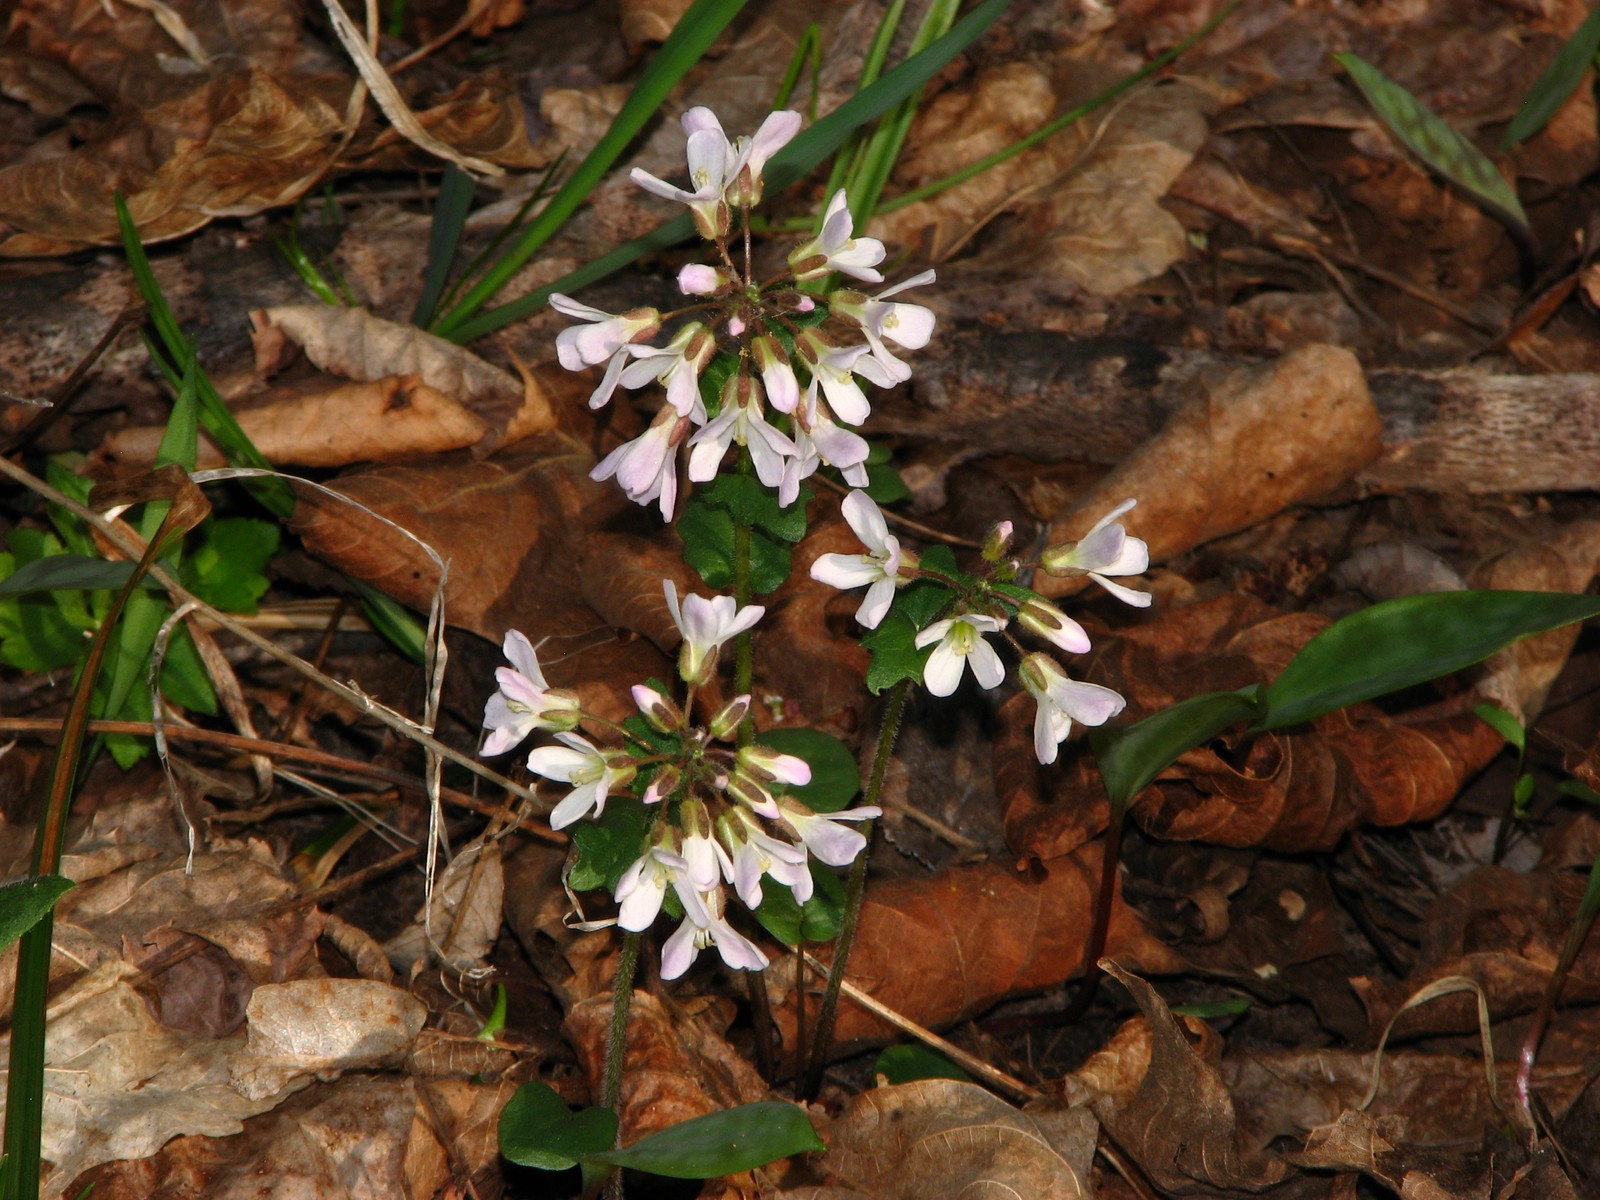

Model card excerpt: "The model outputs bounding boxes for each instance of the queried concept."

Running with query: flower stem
[602,931,642,1116]
[1061,807,1124,1023]
[732,451,756,747]
[801,677,909,1100]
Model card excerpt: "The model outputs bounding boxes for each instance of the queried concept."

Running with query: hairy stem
[600,930,643,1200]
[1061,806,1125,1024]
[801,678,909,1099]
[732,451,755,747]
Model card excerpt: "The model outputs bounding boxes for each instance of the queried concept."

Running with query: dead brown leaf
[766,846,1181,1055]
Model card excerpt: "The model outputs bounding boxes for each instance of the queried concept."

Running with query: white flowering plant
[486,104,1153,1112]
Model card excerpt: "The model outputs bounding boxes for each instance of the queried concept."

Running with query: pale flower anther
[810,490,904,629]
[915,613,1007,697]
[527,732,635,830]
[1020,654,1126,766]
[549,294,660,371]
[590,407,689,519]
[789,188,885,283]
[663,579,764,685]
[1039,499,1152,607]
[1017,597,1092,655]
[482,630,579,755]
[776,797,881,866]
[661,883,769,979]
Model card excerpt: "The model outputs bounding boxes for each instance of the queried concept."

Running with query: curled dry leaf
[228,978,428,1100]
[765,847,1181,1055]
[565,989,769,1145]
[1035,343,1382,597]
[777,1079,1096,1200]
[1068,962,1292,1193]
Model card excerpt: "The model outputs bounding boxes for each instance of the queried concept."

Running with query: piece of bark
[1033,343,1381,597]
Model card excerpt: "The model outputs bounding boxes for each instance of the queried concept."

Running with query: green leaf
[568,797,650,893]
[157,623,218,716]
[873,1044,974,1085]
[1558,779,1600,807]
[596,1102,823,1178]
[1261,590,1600,731]
[1473,701,1526,754]
[0,555,146,596]
[752,857,846,945]
[860,563,958,694]
[1335,52,1528,233]
[1504,1,1600,147]
[678,496,793,594]
[861,459,911,505]
[1091,687,1264,814]
[498,1082,618,1171]
[0,878,73,954]
[1513,772,1535,816]
[696,474,810,542]
[180,518,279,614]
[757,727,860,812]
[411,166,476,328]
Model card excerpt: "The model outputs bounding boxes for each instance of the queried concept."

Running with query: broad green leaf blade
[595,1102,823,1178]
[873,1043,973,1085]
[750,862,844,945]
[1091,688,1264,813]
[443,0,1013,343]
[1262,590,1600,731]
[568,798,650,893]
[498,1082,618,1170]
[1504,2,1600,147]
[1335,52,1528,233]
[756,727,860,811]
[0,555,145,595]
[0,878,72,954]
[432,0,749,337]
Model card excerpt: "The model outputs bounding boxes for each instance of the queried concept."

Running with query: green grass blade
[1090,687,1264,814]
[1262,590,1600,731]
[116,195,293,517]
[1335,52,1529,234]
[431,0,749,338]
[437,152,566,316]
[878,0,1236,214]
[443,0,1013,343]
[411,166,476,327]
[1504,2,1600,147]
[819,0,909,208]
[845,0,959,223]
[773,22,822,117]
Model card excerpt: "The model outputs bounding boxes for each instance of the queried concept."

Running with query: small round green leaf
[757,728,860,812]
[498,1082,618,1171]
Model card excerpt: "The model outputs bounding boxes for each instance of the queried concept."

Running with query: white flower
[527,732,635,830]
[1040,499,1152,607]
[482,631,579,755]
[915,613,1007,696]
[795,383,870,474]
[718,808,812,908]
[796,334,891,426]
[737,745,812,789]
[687,383,798,489]
[615,842,689,931]
[591,408,690,519]
[1016,597,1091,655]
[661,883,769,979]
[663,580,764,684]
[631,108,801,237]
[617,323,714,418]
[830,270,937,382]
[775,797,880,866]
[549,295,659,371]
[679,800,731,892]
[789,188,885,282]
[1019,654,1125,765]
[810,490,905,629]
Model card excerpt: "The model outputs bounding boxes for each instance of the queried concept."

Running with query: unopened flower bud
[982,520,1014,563]
[736,745,812,788]
[642,764,681,806]
[708,694,752,741]
[678,263,729,295]
[724,771,780,819]
[632,684,684,734]
[537,689,583,733]
[1017,597,1091,655]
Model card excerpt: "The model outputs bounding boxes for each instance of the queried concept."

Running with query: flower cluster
[811,493,1151,765]
[482,583,877,980]
[549,107,935,519]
